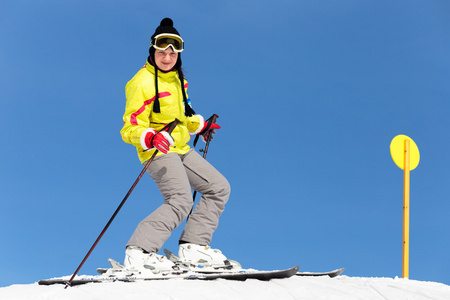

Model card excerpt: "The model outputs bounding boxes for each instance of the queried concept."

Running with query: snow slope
[1,275,450,300]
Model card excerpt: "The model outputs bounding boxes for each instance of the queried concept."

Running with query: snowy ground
[1,275,450,300]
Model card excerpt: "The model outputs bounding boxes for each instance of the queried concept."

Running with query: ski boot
[177,244,241,271]
[124,246,178,274]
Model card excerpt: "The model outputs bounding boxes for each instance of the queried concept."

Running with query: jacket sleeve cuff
[191,114,205,135]
[140,128,156,150]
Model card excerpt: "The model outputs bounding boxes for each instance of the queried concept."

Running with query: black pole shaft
[190,114,218,209]
[64,152,157,288]
[191,141,209,202]
[65,119,179,288]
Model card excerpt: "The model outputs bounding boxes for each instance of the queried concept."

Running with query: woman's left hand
[200,123,220,142]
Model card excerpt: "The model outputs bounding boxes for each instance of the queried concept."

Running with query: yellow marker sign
[390,135,420,170]
[390,135,420,279]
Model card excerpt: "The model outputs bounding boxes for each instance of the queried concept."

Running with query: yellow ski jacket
[121,62,204,163]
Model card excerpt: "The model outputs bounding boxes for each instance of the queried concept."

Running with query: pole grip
[193,114,219,148]
[166,118,181,134]
[209,114,219,124]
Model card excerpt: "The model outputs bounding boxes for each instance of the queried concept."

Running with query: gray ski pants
[126,149,230,253]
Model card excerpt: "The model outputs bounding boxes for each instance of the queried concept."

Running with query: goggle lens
[153,34,184,52]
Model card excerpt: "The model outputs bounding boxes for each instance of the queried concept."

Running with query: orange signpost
[390,135,420,279]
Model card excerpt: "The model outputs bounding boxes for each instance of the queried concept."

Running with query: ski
[37,257,299,286]
[164,249,344,278]
[38,266,300,286]
[38,253,343,286]
[296,267,345,278]
[193,266,299,281]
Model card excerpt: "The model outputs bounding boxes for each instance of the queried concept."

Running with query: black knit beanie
[148,18,195,117]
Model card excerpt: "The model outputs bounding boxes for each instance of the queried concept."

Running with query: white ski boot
[178,244,241,270]
[124,246,176,274]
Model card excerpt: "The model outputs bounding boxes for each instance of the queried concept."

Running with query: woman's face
[154,47,178,71]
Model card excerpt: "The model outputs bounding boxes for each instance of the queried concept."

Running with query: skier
[120,18,232,273]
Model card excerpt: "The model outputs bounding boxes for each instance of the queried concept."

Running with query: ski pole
[65,119,180,288]
[191,114,219,203]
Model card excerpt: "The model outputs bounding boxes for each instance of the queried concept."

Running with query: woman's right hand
[143,130,174,154]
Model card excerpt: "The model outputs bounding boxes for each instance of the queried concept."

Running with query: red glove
[199,122,220,142]
[142,129,174,154]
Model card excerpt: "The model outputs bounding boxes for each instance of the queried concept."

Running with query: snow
[1,275,450,300]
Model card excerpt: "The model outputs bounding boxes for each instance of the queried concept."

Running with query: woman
[120,18,231,273]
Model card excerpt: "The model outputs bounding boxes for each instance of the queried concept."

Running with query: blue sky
[1,0,449,287]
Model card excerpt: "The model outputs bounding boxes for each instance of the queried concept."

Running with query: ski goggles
[152,33,184,52]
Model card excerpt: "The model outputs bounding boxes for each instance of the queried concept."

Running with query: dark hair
[149,18,195,117]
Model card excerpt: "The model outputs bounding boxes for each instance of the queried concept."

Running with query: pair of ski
[38,249,344,286]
